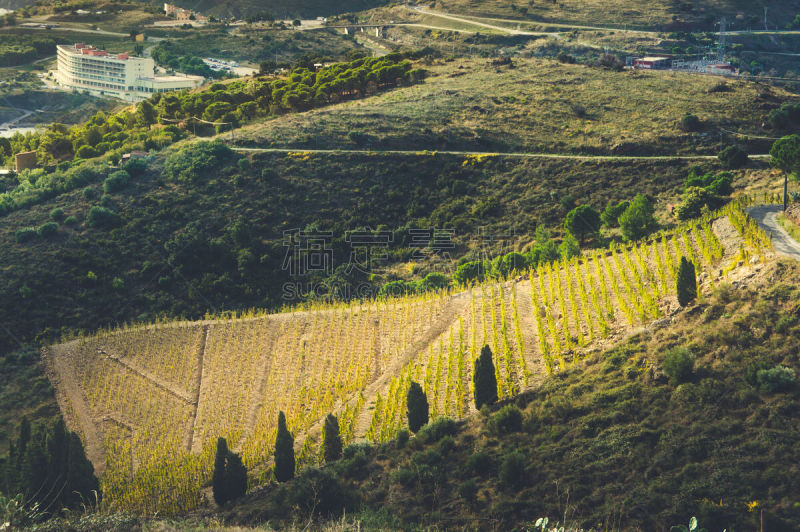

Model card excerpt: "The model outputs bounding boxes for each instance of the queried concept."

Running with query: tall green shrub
[406,381,429,434]
[212,437,229,505]
[225,451,248,502]
[663,347,695,384]
[676,257,697,307]
[619,194,658,241]
[473,345,498,409]
[274,411,295,482]
[565,204,601,241]
[212,437,247,505]
[322,414,342,463]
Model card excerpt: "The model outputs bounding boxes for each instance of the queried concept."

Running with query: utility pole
[717,17,726,62]
[764,7,768,31]
[784,169,789,212]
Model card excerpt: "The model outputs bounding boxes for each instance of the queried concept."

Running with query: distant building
[163,3,208,23]
[120,151,148,164]
[55,43,204,102]
[15,151,37,173]
[706,63,736,75]
[633,56,671,70]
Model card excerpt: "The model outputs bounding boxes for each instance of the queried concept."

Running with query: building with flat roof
[633,56,671,70]
[56,43,204,102]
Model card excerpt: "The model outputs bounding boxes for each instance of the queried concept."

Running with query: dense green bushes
[718,145,748,169]
[36,222,58,237]
[756,365,796,392]
[768,102,800,130]
[153,53,421,127]
[601,199,630,228]
[663,347,695,384]
[0,163,107,218]
[379,272,450,296]
[498,451,527,488]
[565,204,601,241]
[487,405,523,434]
[103,170,131,193]
[452,227,566,285]
[618,194,657,241]
[680,113,701,132]
[86,206,120,228]
[417,417,457,444]
[674,170,732,221]
[151,42,219,78]
[0,35,55,67]
[14,227,37,243]
[163,141,233,182]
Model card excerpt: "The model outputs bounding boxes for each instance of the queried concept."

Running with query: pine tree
[224,451,247,502]
[322,414,342,463]
[406,381,429,433]
[274,411,295,483]
[473,345,498,409]
[212,437,229,505]
[676,256,697,307]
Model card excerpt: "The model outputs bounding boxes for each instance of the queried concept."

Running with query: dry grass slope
[234,57,794,156]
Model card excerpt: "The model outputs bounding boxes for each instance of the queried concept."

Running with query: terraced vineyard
[44,203,771,515]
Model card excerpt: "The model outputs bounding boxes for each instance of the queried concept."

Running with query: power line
[718,127,785,141]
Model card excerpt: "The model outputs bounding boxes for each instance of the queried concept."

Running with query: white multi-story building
[56,43,204,102]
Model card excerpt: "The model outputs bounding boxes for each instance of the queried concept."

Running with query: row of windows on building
[61,67,125,85]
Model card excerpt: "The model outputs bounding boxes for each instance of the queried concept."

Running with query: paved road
[231,145,770,161]
[748,205,800,260]
[409,6,557,36]
[410,6,800,37]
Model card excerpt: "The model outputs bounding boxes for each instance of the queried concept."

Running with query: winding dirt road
[748,205,800,260]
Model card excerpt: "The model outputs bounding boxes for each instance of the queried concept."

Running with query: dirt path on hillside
[190,325,215,454]
[105,351,195,404]
[512,280,549,387]
[231,146,771,162]
[240,322,281,448]
[352,291,469,439]
[186,325,208,452]
[43,344,106,473]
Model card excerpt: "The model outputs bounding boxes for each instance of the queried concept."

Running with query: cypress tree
[224,451,247,502]
[274,411,295,483]
[406,381,429,433]
[322,414,342,463]
[65,431,99,509]
[676,256,697,307]
[3,441,17,495]
[20,426,48,502]
[473,345,498,409]
[212,437,229,505]
[6,416,31,494]
[3,418,97,510]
